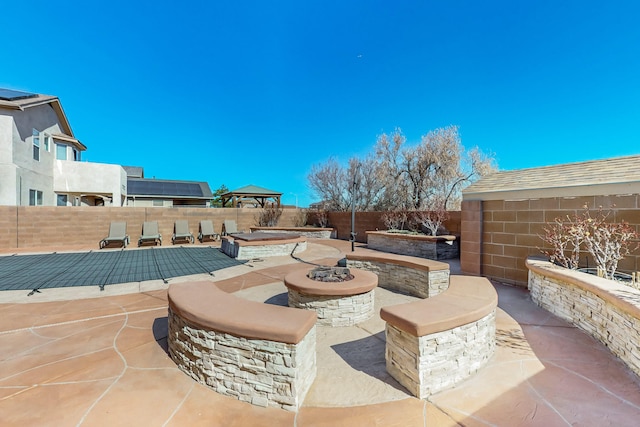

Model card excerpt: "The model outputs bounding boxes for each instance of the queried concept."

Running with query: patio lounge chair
[223,219,244,236]
[99,221,130,249]
[138,221,162,246]
[172,220,194,244]
[198,220,219,243]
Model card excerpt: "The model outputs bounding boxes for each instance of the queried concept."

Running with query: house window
[57,194,68,206]
[73,148,80,161]
[56,143,67,160]
[29,189,43,206]
[32,129,40,161]
[43,134,51,152]
[153,200,164,207]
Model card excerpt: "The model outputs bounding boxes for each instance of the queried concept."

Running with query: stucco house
[0,88,127,206]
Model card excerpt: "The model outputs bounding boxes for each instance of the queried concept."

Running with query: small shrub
[540,205,639,280]
[293,209,308,227]
[382,209,409,231]
[256,203,283,227]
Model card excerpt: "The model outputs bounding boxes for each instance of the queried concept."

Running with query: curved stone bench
[345,252,450,298]
[380,275,498,398]
[284,268,378,326]
[167,281,317,411]
[221,233,307,260]
[527,258,640,377]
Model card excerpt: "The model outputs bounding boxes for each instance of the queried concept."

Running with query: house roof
[0,88,77,140]
[463,154,640,200]
[123,166,144,178]
[127,178,213,199]
[221,185,282,197]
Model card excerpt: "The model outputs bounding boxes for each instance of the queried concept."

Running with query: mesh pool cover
[0,247,244,292]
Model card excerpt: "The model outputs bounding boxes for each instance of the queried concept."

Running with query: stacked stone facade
[528,266,640,376]
[385,311,496,398]
[367,232,459,260]
[250,227,336,239]
[221,238,307,260]
[168,307,316,411]
[346,258,449,298]
[288,289,375,327]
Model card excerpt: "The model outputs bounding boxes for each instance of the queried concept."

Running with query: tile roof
[463,154,640,196]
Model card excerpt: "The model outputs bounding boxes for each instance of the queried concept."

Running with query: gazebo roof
[220,185,282,207]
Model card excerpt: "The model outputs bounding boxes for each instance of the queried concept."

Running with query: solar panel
[127,179,205,197]
[0,88,38,101]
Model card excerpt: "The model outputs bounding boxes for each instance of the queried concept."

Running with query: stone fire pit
[284,267,378,327]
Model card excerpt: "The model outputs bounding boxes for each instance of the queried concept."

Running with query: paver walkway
[1,239,640,426]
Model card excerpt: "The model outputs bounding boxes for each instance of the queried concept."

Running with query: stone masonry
[168,307,317,411]
[221,238,307,260]
[346,259,449,298]
[528,268,640,376]
[288,288,375,327]
[385,310,496,398]
[367,232,459,260]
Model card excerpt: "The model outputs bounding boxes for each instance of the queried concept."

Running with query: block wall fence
[0,206,304,250]
[461,195,640,287]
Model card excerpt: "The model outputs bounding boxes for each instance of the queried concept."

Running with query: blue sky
[3,1,639,207]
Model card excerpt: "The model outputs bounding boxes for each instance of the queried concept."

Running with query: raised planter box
[221,232,307,260]
[366,231,459,260]
[250,227,336,239]
[527,257,640,377]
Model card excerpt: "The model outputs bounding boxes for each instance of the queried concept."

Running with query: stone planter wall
[346,258,449,298]
[385,311,496,398]
[168,307,316,411]
[527,258,640,377]
[366,231,459,260]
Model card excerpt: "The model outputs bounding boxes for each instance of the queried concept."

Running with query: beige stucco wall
[54,161,127,206]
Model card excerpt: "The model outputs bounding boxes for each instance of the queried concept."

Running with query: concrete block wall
[0,206,305,251]
[462,195,640,287]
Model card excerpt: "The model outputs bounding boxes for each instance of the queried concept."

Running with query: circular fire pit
[284,267,378,327]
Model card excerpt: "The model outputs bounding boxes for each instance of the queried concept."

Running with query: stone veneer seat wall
[221,236,307,260]
[380,276,497,398]
[527,258,640,376]
[167,281,317,411]
[345,252,450,298]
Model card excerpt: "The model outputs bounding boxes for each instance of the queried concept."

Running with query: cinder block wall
[462,195,640,287]
[0,206,304,251]
[324,211,462,242]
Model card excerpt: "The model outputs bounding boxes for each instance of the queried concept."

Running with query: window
[32,129,40,161]
[56,143,67,160]
[43,134,51,152]
[57,194,68,206]
[29,189,43,206]
[152,199,164,207]
[73,148,80,161]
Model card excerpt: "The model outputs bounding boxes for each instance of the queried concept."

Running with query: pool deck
[1,239,640,426]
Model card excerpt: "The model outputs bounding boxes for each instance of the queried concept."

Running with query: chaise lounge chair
[198,220,219,243]
[100,221,130,249]
[138,221,162,247]
[222,219,244,236]
[172,220,194,244]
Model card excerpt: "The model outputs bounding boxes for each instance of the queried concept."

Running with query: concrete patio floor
[1,239,640,426]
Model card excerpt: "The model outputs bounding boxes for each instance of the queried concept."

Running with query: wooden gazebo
[221,185,282,208]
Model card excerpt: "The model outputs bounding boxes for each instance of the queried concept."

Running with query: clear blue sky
[3,1,639,207]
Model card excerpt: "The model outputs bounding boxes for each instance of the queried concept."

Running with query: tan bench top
[284,269,378,296]
[168,281,316,344]
[346,251,450,272]
[380,276,497,336]
[222,235,306,247]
